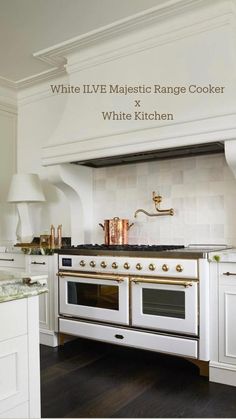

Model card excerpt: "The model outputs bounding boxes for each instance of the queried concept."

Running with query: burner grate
[62,244,185,251]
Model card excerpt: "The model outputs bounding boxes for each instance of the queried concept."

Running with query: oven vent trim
[71,141,224,168]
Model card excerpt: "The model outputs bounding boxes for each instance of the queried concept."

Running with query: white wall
[17,77,72,238]
[0,87,17,246]
[93,153,236,246]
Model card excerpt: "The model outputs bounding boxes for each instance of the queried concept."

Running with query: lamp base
[16,202,34,243]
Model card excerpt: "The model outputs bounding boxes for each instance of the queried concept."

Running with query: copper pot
[99,217,134,245]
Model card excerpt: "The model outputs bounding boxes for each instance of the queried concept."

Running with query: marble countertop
[0,271,48,303]
[208,248,236,263]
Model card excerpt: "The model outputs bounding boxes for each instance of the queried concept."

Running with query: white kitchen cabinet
[0,297,40,418]
[0,252,25,271]
[219,265,236,365]
[25,254,58,347]
[210,262,236,387]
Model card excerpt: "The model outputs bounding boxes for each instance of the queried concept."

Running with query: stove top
[57,244,230,259]
[63,244,185,251]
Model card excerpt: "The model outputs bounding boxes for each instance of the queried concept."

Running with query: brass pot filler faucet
[134,191,174,218]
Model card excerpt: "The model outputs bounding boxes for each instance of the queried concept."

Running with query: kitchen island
[0,271,48,418]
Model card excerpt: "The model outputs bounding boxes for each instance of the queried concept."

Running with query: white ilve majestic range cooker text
[50,83,225,95]
[50,83,225,122]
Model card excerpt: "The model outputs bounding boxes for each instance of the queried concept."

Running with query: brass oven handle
[130,277,196,288]
[57,271,125,283]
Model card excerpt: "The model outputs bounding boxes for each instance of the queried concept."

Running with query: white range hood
[40,0,236,169]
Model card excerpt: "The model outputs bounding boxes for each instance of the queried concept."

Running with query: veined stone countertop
[208,248,236,263]
[0,271,48,303]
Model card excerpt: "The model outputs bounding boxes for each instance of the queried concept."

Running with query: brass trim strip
[57,271,126,283]
[130,277,197,288]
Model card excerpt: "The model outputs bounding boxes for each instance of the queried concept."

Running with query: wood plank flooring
[40,338,236,418]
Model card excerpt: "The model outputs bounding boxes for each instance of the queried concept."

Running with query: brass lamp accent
[134,191,174,218]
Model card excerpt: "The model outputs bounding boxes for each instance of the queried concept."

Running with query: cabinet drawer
[60,318,198,358]
[0,253,25,269]
[0,335,28,415]
[0,299,27,343]
[29,256,48,272]
[219,263,236,285]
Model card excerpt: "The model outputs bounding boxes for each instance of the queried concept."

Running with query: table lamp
[7,173,45,243]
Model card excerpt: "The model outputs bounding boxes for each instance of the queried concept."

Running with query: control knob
[100,261,107,269]
[80,260,86,267]
[136,263,142,271]
[149,263,156,271]
[90,261,96,268]
[162,264,169,272]
[123,262,130,270]
[112,262,118,269]
[176,264,183,273]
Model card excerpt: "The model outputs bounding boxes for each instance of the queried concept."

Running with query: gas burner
[66,244,185,251]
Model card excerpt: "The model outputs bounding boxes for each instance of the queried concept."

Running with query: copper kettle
[99,217,134,245]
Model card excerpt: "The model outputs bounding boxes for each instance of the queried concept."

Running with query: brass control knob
[112,262,118,269]
[123,262,130,270]
[149,263,156,271]
[162,264,169,272]
[176,264,183,273]
[80,260,86,267]
[90,261,96,268]
[100,261,107,268]
[136,263,143,271]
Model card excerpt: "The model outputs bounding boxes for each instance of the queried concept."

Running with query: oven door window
[68,281,119,310]
[131,281,198,335]
[142,288,185,319]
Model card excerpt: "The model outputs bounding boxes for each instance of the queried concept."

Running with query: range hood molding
[46,164,93,244]
[72,142,225,168]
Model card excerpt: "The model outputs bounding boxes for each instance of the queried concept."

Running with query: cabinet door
[27,256,50,331]
[31,268,50,331]
[219,264,236,364]
[0,335,28,415]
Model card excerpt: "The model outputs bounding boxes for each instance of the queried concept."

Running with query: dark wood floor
[41,338,236,418]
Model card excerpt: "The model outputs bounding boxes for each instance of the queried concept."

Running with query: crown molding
[0,76,16,89]
[66,13,231,74]
[33,0,234,72]
[16,67,66,89]
[33,0,198,63]
[0,100,17,114]
[0,0,234,90]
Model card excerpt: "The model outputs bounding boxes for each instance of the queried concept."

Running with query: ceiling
[0,0,163,83]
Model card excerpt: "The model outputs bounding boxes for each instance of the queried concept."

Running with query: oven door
[58,271,129,325]
[131,277,198,336]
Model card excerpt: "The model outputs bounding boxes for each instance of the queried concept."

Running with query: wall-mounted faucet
[134,191,174,218]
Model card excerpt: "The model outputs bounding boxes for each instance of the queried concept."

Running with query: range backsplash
[93,154,236,246]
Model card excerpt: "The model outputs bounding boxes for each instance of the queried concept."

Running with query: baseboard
[40,330,58,347]
[210,361,236,387]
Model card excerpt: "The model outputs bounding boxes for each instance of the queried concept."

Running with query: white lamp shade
[7,173,45,203]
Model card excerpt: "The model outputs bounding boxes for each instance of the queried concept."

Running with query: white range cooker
[57,244,227,366]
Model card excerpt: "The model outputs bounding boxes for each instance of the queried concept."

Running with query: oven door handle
[130,277,197,288]
[57,271,126,283]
